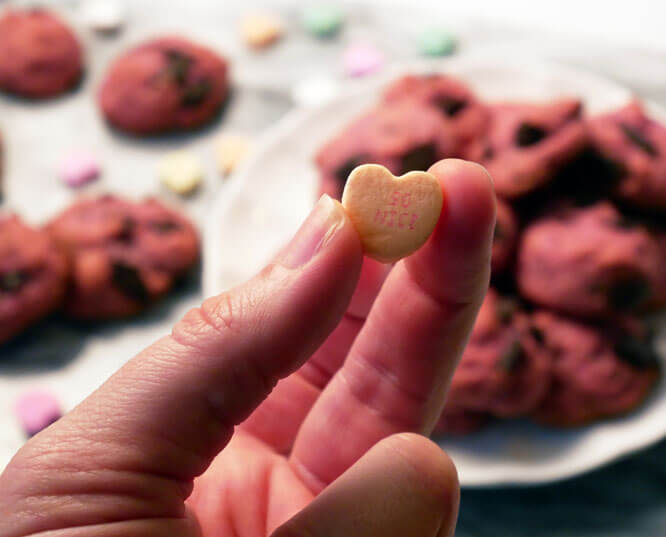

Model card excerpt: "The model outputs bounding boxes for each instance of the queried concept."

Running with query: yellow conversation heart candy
[341,164,443,263]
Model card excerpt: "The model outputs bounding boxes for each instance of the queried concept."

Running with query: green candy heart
[418,28,457,56]
[302,6,343,38]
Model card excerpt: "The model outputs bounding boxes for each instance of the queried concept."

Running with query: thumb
[271,433,459,537]
[0,195,363,536]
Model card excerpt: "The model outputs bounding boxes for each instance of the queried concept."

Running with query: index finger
[0,196,363,537]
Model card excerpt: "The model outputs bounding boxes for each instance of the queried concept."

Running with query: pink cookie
[59,151,101,187]
[14,389,62,436]
[342,43,384,77]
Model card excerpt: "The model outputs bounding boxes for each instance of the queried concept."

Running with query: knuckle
[257,261,282,282]
[171,262,288,351]
[171,292,244,350]
[202,291,240,333]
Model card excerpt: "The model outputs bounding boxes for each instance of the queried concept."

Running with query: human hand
[0,159,495,537]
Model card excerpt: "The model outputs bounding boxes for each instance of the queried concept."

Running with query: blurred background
[1,1,666,536]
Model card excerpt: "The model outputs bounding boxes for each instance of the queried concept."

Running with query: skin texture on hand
[0,159,495,537]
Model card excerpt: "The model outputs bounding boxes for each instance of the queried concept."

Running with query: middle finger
[290,160,496,491]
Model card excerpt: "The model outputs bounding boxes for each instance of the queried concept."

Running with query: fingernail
[281,195,346,269]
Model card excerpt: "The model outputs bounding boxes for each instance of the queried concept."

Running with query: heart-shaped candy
[341,164,443,263]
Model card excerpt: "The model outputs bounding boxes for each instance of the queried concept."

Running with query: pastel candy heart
[241,13,283,49]
[342,43,384,77]
[59,151,101,188]
[159,150,203,195]
[341,164,443,263]
[418,28,457,56]
[14,390,62,437]
[216,134,251,176]
[81,0,126,33]
[302,6,343,38]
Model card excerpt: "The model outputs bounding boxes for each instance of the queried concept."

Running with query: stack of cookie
[316,73,666,431]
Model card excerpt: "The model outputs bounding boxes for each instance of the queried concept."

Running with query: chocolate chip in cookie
[112,262,149,303]
[515,123,547,147]
[400,143,437,174]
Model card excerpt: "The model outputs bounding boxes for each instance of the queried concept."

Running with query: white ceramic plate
[203,55,666,487]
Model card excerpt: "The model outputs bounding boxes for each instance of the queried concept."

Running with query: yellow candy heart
[216,134,251,176]
[241,13,283,49]
[341,164,443,263]
[159,150,203,196]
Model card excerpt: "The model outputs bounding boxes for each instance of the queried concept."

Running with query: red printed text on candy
[373,190,418,230]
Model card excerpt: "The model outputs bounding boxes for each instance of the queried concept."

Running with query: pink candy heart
[59,151,101,187]
[15,390,62,437]
[342,43,384,77]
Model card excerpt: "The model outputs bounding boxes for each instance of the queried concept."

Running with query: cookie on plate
[492,199,518,274]
[99,37,229,135]
[466,99,587,199]
[587,101,666,210]
[316,100,456,199]
[47,195,199,319]
[382,74,489,154]
[0,215,68,344]
[517,202,666,317]
[0,8,83,98]
[530,311,660,426]
[445,288,551,418]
